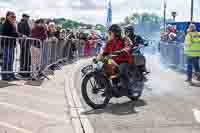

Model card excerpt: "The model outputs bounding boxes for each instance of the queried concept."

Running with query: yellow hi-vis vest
[184,32,200,57]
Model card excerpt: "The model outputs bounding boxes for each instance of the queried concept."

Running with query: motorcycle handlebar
[109,46,141,57]
[94,45,146,63]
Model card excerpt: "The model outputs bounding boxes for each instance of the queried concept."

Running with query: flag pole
[106,0,112,29]
[191,0,194,22]
[163,0,166,32]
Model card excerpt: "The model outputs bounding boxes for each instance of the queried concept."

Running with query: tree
[124,16,131,25]
[54,18,66,24]
[95,24,106,32]
[120,12,165,32]
[131,13,140,24]
[141,13,152,23]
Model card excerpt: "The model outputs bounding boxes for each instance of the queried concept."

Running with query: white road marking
[193,108,200,123]
[0,102,69,123]
[63,59,94,133]
[0,121,33,133]
[64,75,84,133]
[69,60,95,133]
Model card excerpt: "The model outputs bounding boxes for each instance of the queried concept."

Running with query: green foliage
[53,18,94,29]
[122,12,164,25]
[120,12,167,32]
[95,24,106,32]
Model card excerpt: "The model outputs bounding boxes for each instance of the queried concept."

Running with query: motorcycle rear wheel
[129,94,141,101]
[81,72,110,109]
[128,70,144,101]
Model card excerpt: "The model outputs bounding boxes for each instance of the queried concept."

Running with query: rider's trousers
[186,56,200,81]
[119,63,129,88]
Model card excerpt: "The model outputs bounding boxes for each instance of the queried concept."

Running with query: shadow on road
[191,82,200,87]
[0,81,20,88]
[82,99,147,116]
[25,80,43,86]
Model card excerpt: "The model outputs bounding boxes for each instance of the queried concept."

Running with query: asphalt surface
[1,52,200,133]
[72,54,200,133]
[0,65,74,133]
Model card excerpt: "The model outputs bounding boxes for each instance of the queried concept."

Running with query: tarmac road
[0,52,200,133]
[70,54,200,133]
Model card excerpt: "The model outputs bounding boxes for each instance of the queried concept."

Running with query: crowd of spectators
[0,11,104,80]
[160,24,177,42]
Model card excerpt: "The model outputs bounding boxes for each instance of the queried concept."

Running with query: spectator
[184,24,200,85]
[67,32,77,59]
[55,25,63,60]
[62,29,71,58]
[84,36,93,57]
[66,29,71,37]
[30,19,48,79]
[31,19,47,41]
[1,11,20,80]
[47,22,58,63]
[57,29,66,59]
[0,17,5,61]
[168,32,176,41]
[18,14,31,36]
[96,36,104,54]
[0,17,5,34]
[90,32,98,56]
[55,25,62,39]
[47,22,57,38]
[18,14,31,78]
[78,32,87,57]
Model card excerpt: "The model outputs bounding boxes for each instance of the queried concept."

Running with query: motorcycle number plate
[81,65,93,75]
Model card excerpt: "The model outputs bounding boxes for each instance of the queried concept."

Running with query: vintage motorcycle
[81,46,148,109]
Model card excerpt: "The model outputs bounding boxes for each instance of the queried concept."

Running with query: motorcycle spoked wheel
[81,72,110,109]
[128,81,144,101]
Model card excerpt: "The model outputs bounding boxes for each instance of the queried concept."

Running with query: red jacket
[31,26,48,41]
[103,39,132,64]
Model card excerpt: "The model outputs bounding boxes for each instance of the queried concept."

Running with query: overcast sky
[0,0,200,24]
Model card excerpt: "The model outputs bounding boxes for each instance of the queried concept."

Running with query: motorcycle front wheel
[81,72,110,109]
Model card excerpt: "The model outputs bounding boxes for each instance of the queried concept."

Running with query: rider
[124,25,145,47]
[98,24,133,95]
[124,25,149,74]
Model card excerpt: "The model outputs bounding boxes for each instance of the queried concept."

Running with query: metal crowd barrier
[0,35,103,80]
[2,35,159,80]
[0,35,80,80]
[40,37,80,77]
[0,36,43,80]
[159,41,187,70]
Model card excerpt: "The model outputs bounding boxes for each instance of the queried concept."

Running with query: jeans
[96,46,101,55]
[19,40,31,77]
[41,45,48,67]
[187,56,200,81]
[2,47,15,79]
[118,63,129,88]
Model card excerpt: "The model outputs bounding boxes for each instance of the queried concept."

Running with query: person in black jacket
[124,25,149,75]
[1,11,20,80]
[18,14,31,77]
[18,14,30,36]
[124,25,144,47]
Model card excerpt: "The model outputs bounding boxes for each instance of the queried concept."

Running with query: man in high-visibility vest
[184,23,200,84]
